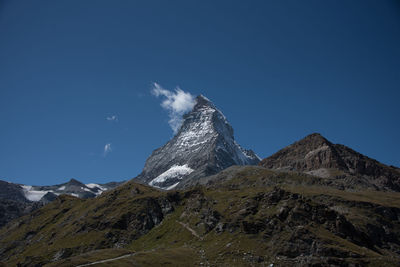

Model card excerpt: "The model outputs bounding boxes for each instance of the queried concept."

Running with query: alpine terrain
[0,108,399,266]
[135,95,260,190]
[0,179,123,228]
[260,133,400,192]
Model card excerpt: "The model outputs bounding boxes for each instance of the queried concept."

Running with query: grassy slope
[0,182,166,266]
[127,186,399,266]
[1,166,400,266]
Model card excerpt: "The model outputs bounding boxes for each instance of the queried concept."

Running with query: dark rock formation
[135,95,259,190]
[0,181,39,228]
[260,133,400,191]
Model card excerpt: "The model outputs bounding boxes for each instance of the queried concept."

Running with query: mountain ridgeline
[1,95,400,266]
[135,95,260,190]
[260,133,400,192]
[0,178,123,228]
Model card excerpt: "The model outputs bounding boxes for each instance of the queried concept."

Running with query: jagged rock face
[260,133,400,191]
[0,179,123,228]
[0,181,39,228]
[136,95,259,190]
[0,181,28,203]
[260,133,346,171]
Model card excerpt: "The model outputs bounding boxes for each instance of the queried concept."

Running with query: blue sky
[0,0,399,185]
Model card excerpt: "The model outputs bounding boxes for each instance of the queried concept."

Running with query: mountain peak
[305,132,324,139]
[259,134,400,191]
[136,95,259,189]
[297,133,332,148]
[67,178,84,186]
[193,94,215,110]
[259,133,339,171]
[303,132,329,141]
[196,94,211,102]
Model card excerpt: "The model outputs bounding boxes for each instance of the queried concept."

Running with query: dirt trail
[176,220,203,240]
[75,253,135,266]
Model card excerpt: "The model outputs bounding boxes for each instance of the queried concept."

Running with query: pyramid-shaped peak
[281,133,333,155]
[305,132,325,139]
[67,178,84,186]
[193,94,215,110]
[196,94,211,102]
[135,94,260,190]
[259,133,340,171]
[259,133,400,191]
[301,133,330,144]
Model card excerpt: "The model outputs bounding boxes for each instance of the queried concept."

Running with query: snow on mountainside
[0,179,123,228]
[135,95,260,190]
[149,165,194,190]
[21,185,50,201]
[2,179,123,203]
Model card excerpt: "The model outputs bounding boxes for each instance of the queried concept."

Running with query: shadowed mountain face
[260,133,400,191]
[0,179,123,228]
[0,181,28,203]
[135,95,259,190]
[0,181,40,228]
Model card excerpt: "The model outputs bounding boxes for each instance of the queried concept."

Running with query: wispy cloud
[106,115,118,122]
[151,83,196,133]
[103,143,112,157]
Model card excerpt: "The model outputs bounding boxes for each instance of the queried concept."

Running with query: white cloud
[103,143,112,157]
[151,83,196,133]
[106,115,118,122]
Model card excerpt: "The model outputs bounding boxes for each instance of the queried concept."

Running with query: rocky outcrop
[260,133,345,171]
[0,181,28,203]
[0,181,40,228]
[0,199,40,229]
[260,133,400,191]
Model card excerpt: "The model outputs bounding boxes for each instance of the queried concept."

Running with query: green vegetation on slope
[1,166,400,266]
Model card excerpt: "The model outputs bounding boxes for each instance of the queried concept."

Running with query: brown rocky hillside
[259,133,400,191]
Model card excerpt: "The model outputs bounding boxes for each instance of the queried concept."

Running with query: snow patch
[86,183,106,191]
[58,186,66,191]
[85,183,98,188]
[176,106,216,149]
[21,185,50,201]
[165,182,180,190]
[85,183,108,195]
[149,165,194,188]
[21,185,32,191]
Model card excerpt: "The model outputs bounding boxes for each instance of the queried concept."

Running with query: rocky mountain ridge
[260,133,400,191]
[0,178,123,228]
[1,167,399,266]
[136,95,259,190]
[1,110,399,265]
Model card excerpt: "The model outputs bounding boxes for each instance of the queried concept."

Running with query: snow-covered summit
[136,95,260,190]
